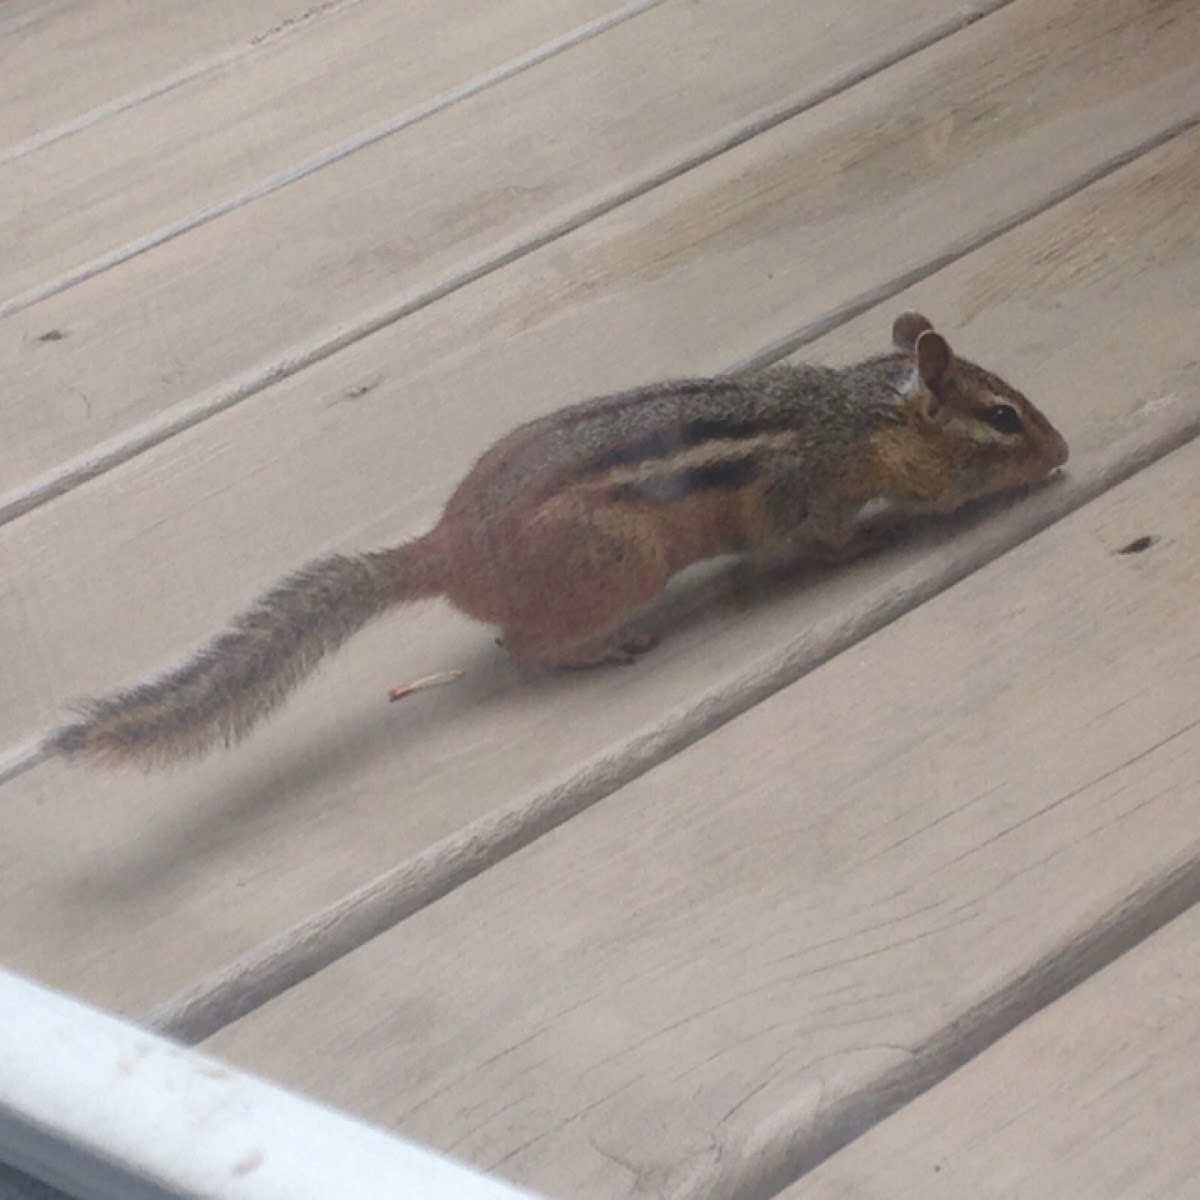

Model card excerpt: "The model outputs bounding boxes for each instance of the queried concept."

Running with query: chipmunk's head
[890,312,1069,503]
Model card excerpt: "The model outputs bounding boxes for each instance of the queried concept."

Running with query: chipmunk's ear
[892,311,934,351]
[915,329,953,388]
[904,329,955,421]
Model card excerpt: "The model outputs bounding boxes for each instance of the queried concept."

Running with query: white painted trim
[0,966,543,1200]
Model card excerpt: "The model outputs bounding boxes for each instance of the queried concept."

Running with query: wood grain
[1,107,1197,1023]
[0,0,357,153]
[203,438,1200,1200]
[1,0,648,306]
[12,0,1182,495]
[786,908,1200,1199]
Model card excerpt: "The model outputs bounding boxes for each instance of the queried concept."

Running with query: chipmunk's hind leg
[519,625,662,669]
[496,501,670,669]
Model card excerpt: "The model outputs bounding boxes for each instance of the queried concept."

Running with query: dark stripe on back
[607,456,758,504]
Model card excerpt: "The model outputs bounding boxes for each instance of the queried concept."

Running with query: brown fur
[48,313,1067,769]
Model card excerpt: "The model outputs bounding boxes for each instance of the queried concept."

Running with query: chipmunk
[47,312,1067,769]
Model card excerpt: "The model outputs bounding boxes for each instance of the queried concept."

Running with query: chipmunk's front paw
[611,629,660,663]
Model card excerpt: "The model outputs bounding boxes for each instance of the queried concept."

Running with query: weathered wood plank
[0,0,356,153]
[10,0,1190,501]
[786,908,1200,1199]
[1,35,1197,1020]
[2,0,653,306]
[203,437,1200,1200]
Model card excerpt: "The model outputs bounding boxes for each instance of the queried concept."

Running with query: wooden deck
[4,0,1199,1194]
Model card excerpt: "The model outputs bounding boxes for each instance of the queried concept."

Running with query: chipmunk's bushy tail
[47,536,445,770]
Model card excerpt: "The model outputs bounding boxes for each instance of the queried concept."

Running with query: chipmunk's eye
[984,403,1023,435]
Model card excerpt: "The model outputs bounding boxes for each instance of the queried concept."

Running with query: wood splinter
[387,669,465,703]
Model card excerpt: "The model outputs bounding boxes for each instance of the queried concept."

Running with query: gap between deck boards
[0,0,367,166]
[733,121,1200,372]
[3,101,1198,1041]
[192,435,1200,1200]
[134,364,1200,1046]
[0,0,79,42]
[0,0,1018,525]
[722,859,1200,1200]
[3,0,1194,1066]
[0,0,670,320]
[7,6,1193,1181]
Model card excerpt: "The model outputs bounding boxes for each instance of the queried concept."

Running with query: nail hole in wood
[1117,535,1155,555]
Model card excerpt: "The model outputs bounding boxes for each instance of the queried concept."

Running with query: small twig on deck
[387,670,465,703]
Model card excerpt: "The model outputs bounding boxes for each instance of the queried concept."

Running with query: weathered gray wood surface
[1,0,335,152]
[786,908,1200,1199]
[6,2,1200,1195]
[206,439,1200,1200]
[7,0,1192,497]
[2,17,1198,1019]
[2,0,647,311]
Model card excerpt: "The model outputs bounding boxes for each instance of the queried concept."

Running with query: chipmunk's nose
[1049,427,1069,468]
